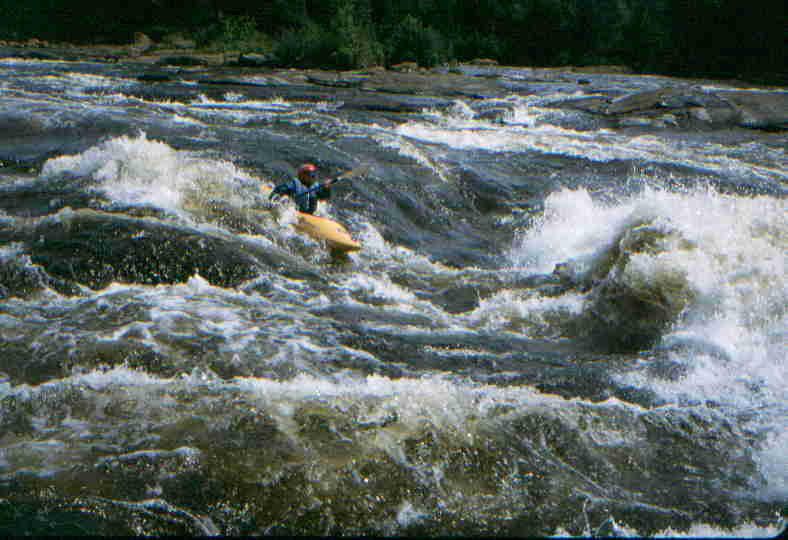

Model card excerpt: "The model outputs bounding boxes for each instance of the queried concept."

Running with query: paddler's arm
[295,176,342,199]
[313,179,334,200]
[268,179,296,204]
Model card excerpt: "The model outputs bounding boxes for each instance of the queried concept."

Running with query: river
[0,50,786,536]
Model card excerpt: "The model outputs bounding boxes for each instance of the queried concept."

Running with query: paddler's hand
[323,178,337,187]
[268,193,285,208]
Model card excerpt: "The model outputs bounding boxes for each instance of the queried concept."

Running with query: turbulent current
[0,52,786,536]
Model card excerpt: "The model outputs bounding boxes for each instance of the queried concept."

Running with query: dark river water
[0,54,786,536]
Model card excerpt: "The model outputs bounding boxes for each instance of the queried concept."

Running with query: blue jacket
[269,178,330,214]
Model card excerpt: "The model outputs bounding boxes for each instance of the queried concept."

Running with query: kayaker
[268,163,337,215]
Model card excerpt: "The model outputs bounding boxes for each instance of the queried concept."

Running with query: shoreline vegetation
[0,0,785,86]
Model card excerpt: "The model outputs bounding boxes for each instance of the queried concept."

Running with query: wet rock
[456,167,517,213]
[129,32,154,56]
[390,61,418,73]
[137,72,174,82]
[27,209,261,290]
[1,42,783,135]
[617,114,680,129]
[344,94,454,114]
[235,53,274,67]
[475,107,511,122]
[571,65,634,74]
[196,77,270,88]
[25,38,48,48]
[617,116,659,128]
[722,90,788,129]
[688,105,738,125]
[130,33,155,55]
[162,34,196,50]
[18,49,69,61]
[561,223,697,353]
[470,58,499,66]
[157,55,205,67]
[307,74,364,88]
[657,91,740,126]
[0,252,48,299]
[312,304,438,328]
[552,96,612,115]
[657,91,729,109]
[607,88,678,114]
[583,275,685,353]
[601,86,788,131]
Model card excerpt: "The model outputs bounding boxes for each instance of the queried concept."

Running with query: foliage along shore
[0,0,785,86]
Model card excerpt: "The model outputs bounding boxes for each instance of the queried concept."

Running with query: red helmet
[297,163,318,184]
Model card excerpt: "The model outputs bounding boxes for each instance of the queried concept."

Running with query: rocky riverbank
[2,39,786,132]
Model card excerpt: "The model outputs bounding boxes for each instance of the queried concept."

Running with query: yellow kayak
[294,212,361,253]
[261,184,361,253]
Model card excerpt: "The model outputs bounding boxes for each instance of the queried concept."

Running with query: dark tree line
[1,0,785,82]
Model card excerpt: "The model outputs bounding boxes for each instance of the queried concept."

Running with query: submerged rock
[558,223,697,353]
[27,209,261,290]
[585,276,690,353]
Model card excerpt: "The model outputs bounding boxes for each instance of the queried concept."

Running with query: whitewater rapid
[1,56,785,536]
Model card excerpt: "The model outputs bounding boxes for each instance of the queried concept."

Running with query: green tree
[385,14,448,66]
[623,0,672,71]
[332,0,384,68]
[273,21,333,67]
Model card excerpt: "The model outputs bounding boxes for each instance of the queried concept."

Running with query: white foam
[40,132,256,214]
[516,183,786,493]
[395,105,788,181]
[338,273,418,304]
[754,427,788,500]
[235,372,567,429]
[64,72,135,90]
[650,521,784,538]
[131,93,346,127]
[497,92,599,127]
[511,187,630,273]
[396,500,429,526]
[512,185,786,304]
[422,99,476,123]
[551,520,784,538]
[91,275,270,353]
[71,365,174,391]
[464,289,585,336]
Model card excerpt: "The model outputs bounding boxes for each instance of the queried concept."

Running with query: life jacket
[270,177,330,214]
